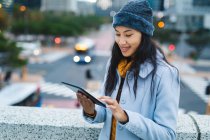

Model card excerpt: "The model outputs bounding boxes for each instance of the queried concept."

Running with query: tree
[186,29,210,59]
[153,28,181,45]
[0,8,9,30]
[0,33,27,69]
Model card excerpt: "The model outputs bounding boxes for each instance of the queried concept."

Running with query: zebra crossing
[40,82,100,99]
[29,52,70,64]
[178,108,198,115]
[173,61,210,103]
[40,82,77,98]
[181,75,209,103]
[40,82,198,114]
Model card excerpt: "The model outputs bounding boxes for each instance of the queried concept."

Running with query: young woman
[77,0,180,140]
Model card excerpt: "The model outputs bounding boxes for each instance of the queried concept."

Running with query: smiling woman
[77,1,180,140]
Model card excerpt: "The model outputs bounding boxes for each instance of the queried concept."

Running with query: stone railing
[0,106,209,140]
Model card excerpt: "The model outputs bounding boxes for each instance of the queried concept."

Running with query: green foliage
[0,9,9,30]
[186,28,210,58]
[10,10,105,36]
[153,28,181,44]
[0,33,27,68]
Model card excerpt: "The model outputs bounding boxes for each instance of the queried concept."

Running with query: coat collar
[139,61,154,78]
[138,50,164,78]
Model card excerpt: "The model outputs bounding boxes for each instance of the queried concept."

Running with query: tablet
[61,82,106,108]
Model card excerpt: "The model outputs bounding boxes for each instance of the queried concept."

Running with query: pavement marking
[178,108,198,115]
[40,82,199,114]
[29,52,69,64]
[40,82,100,99]
[40,82,76,98]
[173,61,210,103]
[94,50,111,57]
[181,75,209,103]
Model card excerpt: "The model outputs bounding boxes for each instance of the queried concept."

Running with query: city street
[24,25,209,114]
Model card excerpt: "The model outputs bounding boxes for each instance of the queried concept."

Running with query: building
[94,0,128,16]
[164,0,210,31]
[77,1,95,15]
[0,0,14,13]
[41,0,78,14]
[14,0,41,9]
[148,0,164,11]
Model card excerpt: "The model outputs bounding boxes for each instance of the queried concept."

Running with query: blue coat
[84,53,180,140]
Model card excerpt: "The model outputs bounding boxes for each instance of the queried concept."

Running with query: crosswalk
[178,108,198,115]
[40,82,100,99]
[173,61,210,103]
[40,82,77,98]
[29,52,70,64]
[181,75,209,103]
[40,82,198,114]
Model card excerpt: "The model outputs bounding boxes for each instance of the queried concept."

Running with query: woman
[77,0,180,140]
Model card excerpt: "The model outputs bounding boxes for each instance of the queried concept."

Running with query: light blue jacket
[84,53,180,140]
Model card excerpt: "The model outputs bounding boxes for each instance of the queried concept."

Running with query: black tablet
[61,82,106,108]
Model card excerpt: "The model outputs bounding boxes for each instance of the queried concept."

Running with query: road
[25,24,209,114]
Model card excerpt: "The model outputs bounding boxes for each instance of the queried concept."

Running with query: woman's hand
[99,96,128,123]
[76,92,95,115]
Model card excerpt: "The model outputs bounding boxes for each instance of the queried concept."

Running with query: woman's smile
[120,46,130,53]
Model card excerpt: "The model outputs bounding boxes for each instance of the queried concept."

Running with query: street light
[19,5,26,12]
[168,44,176,52]
[54,37,61,46]
[158,21,165,29]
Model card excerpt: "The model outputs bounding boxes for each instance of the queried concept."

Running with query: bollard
[205,84,210,95]
[85,69,93,80]
[206,99,210,115]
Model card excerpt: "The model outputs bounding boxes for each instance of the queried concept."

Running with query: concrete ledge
[0,106,209,140]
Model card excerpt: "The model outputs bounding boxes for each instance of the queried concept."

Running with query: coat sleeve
[83,59,111,124]
[119,66,180,140]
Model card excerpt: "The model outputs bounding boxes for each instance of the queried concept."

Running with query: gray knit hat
[112,0,154,36]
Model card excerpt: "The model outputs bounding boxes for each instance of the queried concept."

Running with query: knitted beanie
[112,0,154,36]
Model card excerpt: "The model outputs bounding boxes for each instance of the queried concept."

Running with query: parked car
[16,40,42,57]
[0,82,42,107]
[73,38,95,64]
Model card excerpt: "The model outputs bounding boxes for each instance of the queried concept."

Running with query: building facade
[148,0,164,11]
[14,0,41,9]
[165,0,210,31]
[94,0,129,16]
[0,0,14,13]
[41,0,78,14]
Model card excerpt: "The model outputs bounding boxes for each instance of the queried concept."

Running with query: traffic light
[157,21,165,29]
[54,37,61,45]
[168,44,176,52]
[19,5,26,12]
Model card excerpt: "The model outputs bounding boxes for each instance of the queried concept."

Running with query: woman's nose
[118,37,127,45]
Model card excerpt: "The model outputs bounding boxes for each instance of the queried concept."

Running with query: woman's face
[115,26,142,57]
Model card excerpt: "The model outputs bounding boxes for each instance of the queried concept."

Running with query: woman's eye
[115,34,120,36]
[125,34,132,37]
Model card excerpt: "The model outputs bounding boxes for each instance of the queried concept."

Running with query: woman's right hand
[76,92,95,115]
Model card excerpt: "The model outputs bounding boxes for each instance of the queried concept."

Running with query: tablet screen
[61,82,106,108]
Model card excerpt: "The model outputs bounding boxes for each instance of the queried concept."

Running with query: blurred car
[0,82,42,107]
[73,38,95,64]
[16,40,42,57]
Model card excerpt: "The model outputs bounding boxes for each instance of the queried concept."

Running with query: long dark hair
[104,33,171,97]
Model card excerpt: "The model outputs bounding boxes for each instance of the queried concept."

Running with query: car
[73,38,95,64]
[0,82,42,107]
[16,40,42,57]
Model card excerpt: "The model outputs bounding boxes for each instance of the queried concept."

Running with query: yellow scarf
[117,59,133,78]
[110,59,133,140]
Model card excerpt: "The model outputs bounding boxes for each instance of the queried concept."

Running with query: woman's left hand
[99,96,128,123]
